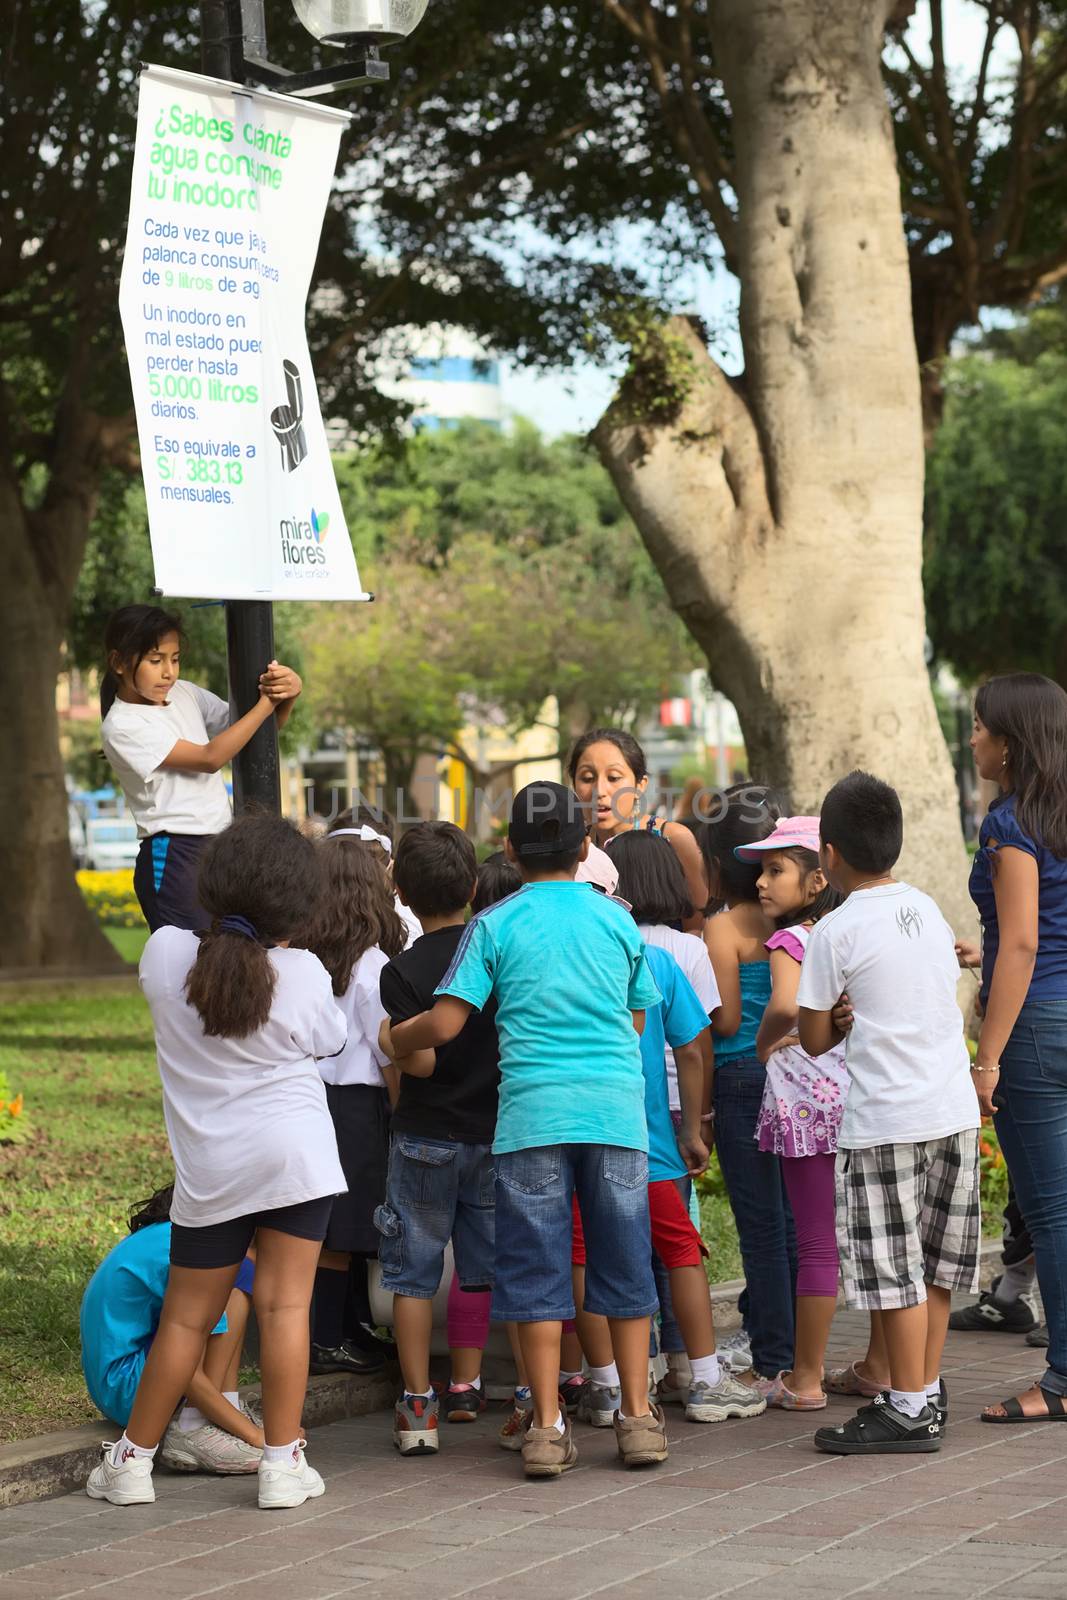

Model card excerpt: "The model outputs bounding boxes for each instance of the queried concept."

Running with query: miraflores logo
[279,507,330,566]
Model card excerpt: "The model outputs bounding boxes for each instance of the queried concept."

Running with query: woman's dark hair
[328,802,397,863]
[472,850,523,915]
[975,673,1067,858]
[770,847,842,928]
[604,831,691,927]
[128,1182,174,1233]
[701,784,789,908]
[101,605,184,718]
[567,727,648,785]
[394,822,478,918]
[305,834,408,995]
[186,814,323,1037]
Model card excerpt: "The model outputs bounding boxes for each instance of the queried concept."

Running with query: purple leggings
[780,1152,839,1297]
[445,1275,576,1347]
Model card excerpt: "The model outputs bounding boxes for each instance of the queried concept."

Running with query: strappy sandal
[759,1371,827,1411]
[825,1362,883,1398]
[982,1386,1067,1424]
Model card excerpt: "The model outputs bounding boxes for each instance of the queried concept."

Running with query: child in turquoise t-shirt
[388,782,665,1479]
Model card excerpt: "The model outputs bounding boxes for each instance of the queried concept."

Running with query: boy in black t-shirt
[376,822,502,1456]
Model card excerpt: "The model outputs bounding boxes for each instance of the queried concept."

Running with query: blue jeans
[993,1000,1067,1394]
[713,1058,797,1376]
[493,1144,658,1322]
[375,1137,495,1299]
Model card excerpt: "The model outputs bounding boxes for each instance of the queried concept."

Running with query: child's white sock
[514,1384,532,1403]
[925,1379,941,1402]
[110,1433,157,1466]
[403,1390,434,1402]
[261,1438,301,1464]
[588,1362,620,1387]
[550,1411,565,1435]
[889,1388,928,1418]
[558,1368,582,1384]
[177,1405,205,1432]
[993,1259,1036,1304]
[223,1391,240,1409]
[689,1353,722,1388]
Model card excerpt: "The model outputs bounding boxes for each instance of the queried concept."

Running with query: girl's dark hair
[770,847,842,928]
[101,605,184,718]
[975,673,1067,858]
[186,814,323,1037]
[328,802,397,863]
[604,831,690,927]
[128,1182,174,1233]
[701,784,789,907]
[472,850,523,915]
[567,727,648,785]
[305,835,408,995]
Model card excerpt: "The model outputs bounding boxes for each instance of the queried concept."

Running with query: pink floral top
[754,925,849,1158]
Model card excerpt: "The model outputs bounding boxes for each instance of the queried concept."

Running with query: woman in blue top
[964,673,1067,1425]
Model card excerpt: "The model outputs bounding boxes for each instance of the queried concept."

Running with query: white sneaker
[257,1441,325,1509]
[161,1419,261,1474]
[717,1329,752,1372]
[85,1442,156,1505]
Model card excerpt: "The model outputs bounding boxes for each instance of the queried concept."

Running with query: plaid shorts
[836,1130,981,1311]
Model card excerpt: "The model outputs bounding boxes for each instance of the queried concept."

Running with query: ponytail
[185,813,323,1038]
[128,1182,175,1232]
[185,924,276,1038]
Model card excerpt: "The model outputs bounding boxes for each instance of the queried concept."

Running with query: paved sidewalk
[2,1309,1065,1600]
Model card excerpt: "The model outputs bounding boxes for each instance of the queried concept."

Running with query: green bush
[77,869,145,929]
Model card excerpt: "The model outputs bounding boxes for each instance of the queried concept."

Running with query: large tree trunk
[0,465,124,972]
[595,0,975,936]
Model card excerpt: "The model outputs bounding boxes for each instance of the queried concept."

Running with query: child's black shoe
[814,1393,941,1455]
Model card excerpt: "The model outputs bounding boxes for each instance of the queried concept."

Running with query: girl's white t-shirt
[102,680,232,838]
[139,927,348,1227]
[638,923,721,1111]
[319,947,391,1089]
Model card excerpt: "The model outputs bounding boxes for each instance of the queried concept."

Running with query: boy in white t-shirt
[797,770,980,1456]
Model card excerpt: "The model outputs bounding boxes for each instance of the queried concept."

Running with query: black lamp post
[199,0,426,812]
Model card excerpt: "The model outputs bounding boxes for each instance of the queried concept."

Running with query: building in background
[376,324,505,433]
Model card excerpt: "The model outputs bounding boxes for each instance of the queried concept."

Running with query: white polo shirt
[102,679,232,837]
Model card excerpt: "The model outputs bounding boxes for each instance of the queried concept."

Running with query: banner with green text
[119,65,367,601]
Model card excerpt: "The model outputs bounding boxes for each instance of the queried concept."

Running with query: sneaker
[686,1371,768,1423]
[257,1441,325,1509]
[499,1399,533,1451]
[614,1402,669,1468]
[393,1392,440,1455]
[814,1394,940,1456]
[656,1369,691,1406]
[558,1373,588,1414]
[948,1285,1036,1334]
[521,1414,578,1477]
[1027,1322,1050,1348]
[440,1383,486,1423]
[577,1380,622,1428]
[717,1328,752,1372]
[931,1379,948,1436]
[160,1420,261,1474]
[309,1339,385,1376]
[85,1442,156,1506]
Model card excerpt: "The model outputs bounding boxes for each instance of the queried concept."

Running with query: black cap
[509,782,588,857]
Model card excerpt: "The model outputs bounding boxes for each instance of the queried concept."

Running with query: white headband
[329,825,392,853]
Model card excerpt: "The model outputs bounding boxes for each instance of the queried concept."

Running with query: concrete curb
[0,1368,396,1511]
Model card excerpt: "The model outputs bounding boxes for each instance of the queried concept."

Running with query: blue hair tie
[218,914,260,942]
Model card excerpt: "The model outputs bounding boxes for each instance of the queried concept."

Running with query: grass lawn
[102,925,149,965]
[0,977,170,1442]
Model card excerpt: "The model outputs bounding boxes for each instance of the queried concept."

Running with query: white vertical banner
[119,65,367,601]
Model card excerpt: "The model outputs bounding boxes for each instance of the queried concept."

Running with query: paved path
[2,1309,1065,1600]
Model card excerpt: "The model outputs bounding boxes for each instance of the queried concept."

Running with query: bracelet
[970,1063,1000,1074]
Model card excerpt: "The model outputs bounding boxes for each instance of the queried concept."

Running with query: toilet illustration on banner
[270,358,308,472]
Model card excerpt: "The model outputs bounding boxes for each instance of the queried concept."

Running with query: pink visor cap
[734,816,821,861]
[575,841,620,895]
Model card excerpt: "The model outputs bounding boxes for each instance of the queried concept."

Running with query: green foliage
[924,315,1067,685]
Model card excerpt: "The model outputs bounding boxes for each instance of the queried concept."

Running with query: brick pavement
[3,1308,1066,1600]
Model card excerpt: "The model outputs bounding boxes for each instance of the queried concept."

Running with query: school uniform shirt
[638,923,719,1111]
[797,882,978,1150]
[139,927,348,1227]
[101,679,232,837]
[318,947,391,1088]
[436,882,661,1156]
[640,944,713,1181]
[381,925,501,1146]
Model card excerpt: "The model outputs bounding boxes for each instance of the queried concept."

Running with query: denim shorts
[375,1136,495,1299]
[492,1143,658,1323]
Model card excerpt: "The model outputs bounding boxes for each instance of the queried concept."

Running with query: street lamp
[200,0,426,811]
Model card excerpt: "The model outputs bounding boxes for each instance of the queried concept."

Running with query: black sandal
[982,1388,1067,1424]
